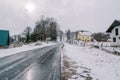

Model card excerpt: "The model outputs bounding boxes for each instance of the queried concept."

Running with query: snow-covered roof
[78,30,92,36]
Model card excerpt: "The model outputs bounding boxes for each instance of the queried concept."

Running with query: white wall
[110,26,120,46]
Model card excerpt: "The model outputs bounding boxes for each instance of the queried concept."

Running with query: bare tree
[66,29,71,41]
[58,30,64,41]
[92,32,110,42]
[33,17,59,41]
[33,17,48,41]
[23,27,32,43]
[49,18,58,41]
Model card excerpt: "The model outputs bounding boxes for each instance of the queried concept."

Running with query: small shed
[0,30,9,46]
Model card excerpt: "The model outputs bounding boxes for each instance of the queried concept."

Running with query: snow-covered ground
[0,42,56,58]
[62,43,120,80]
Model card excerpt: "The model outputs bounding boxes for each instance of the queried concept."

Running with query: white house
[106,20,120,46]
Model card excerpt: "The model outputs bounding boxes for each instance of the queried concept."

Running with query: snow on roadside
[0,42,56,58]
[61,47,79,80]
[63,43,120,80]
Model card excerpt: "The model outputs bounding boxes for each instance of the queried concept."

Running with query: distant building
[77,30,92,42]
[68,32,77,44]
[70,32,77,41]
[0,30,9,47]
[106,20,120,46]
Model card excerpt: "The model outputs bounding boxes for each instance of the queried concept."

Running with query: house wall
[77,33,91,42]
[110,26,120,46]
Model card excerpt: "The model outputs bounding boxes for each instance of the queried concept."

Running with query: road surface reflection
[19,62,42,80]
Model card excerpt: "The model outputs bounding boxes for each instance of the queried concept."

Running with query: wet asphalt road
[0,44,61,80]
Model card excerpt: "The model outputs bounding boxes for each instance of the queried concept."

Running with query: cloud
[0,0,120,35]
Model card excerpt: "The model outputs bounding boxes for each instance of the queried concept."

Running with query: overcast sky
[0,0,120,35]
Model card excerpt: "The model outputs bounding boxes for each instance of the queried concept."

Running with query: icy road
[0,44,61,80]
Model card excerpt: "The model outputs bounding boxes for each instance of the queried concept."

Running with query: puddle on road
[17,62,42,80]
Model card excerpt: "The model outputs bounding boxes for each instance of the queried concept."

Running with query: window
[115,28,119,35]
[113,37,116,42]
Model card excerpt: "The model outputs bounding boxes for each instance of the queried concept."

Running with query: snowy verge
[0,42,56,58]
[63,43,120,80]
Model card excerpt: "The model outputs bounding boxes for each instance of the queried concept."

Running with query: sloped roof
[0,30,9,46]
[78,30,92,36]
[106,20,120,32]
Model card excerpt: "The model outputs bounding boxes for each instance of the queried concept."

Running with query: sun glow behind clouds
[25,3,35,13]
